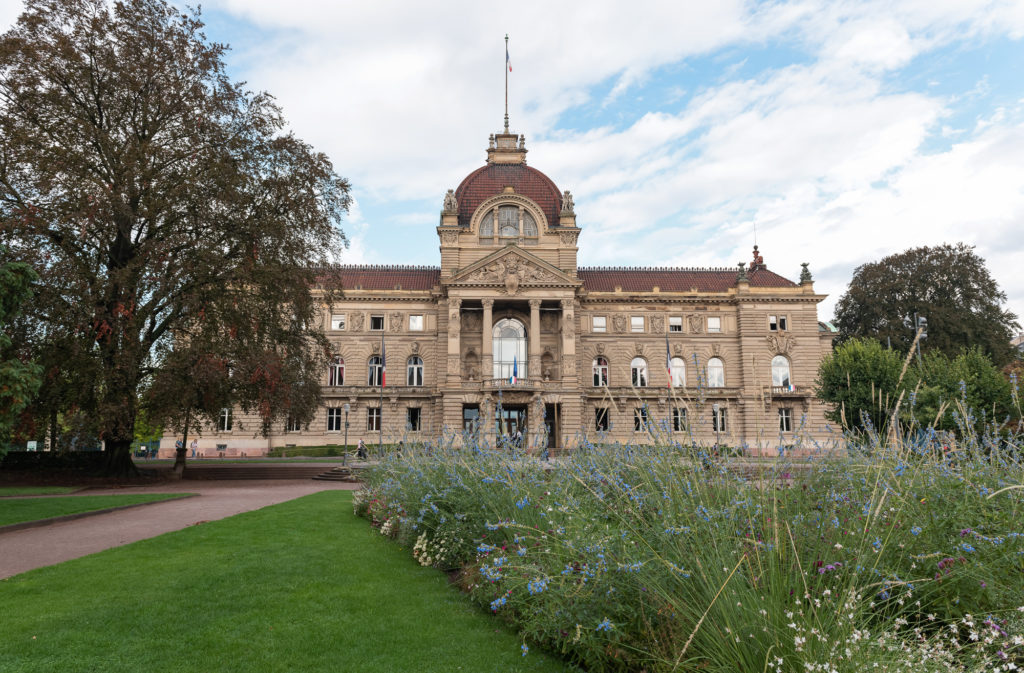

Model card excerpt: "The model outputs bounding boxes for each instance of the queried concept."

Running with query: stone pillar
[560,299,577,383]
[529,299,542,381]
[481,299,494,380]
[446,298,462,384]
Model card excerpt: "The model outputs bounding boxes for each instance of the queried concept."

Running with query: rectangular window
[634,407,648,432]
[769,315,778,331]
[218,408,233,432]
[367,407,381,431]
[370,315,384,331]
[330,314,346,331]
[592,316,607,333]
[409,315,424,331]
[779,316,788,331]
[595,407,609,431]
[327,407,342,432]
[779,408,792,433]
[669,316,683,332]
[631,316,644,332]
[407,407,422,432]
[712,407,727,433]
[462,405,480,433]
[672,407,687,432]
[707,316,722,333]
[286,416,302,433]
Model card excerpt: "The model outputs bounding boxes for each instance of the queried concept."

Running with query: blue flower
[490,595,507,611]
[521,643,528,657]
[911,526,922,536]
[596,618,614,632]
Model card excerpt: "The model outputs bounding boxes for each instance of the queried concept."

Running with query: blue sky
[2,0,1023,324]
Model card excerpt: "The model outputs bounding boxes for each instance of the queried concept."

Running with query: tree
[0,0,349,474]
[909,347,1015,435]
[0,253,42,439]
[815,337,906,432]
[834,244,1019,366]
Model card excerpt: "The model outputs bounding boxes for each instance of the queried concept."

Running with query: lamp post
[712,403,721,451]
[343,403,350,466]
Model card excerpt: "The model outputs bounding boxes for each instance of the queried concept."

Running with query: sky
[2,1,1023,325]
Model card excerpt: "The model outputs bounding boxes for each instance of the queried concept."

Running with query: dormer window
[479,205,539,245]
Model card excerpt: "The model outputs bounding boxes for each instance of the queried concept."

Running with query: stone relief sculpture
[767,334,794,355]
[442,189,458,213]
[463,349,479,380]
[559,231,578,246]
[462,311,481,332]
[389,312,402,332]
[463,255,559,294]
[688,315,703,333]
[612,314,628,333]
[411,342,420,354]
[650,315,665,333]
[350,313,364,332]
[561,300,575,340]
[447,300,461,338]
[540,312,558,333]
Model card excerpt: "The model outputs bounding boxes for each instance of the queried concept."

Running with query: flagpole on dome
[504,33,511,133]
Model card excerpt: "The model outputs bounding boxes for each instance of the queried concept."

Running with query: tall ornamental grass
[356,423,1024,672]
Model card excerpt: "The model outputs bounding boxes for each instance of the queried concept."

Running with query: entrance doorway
[544,403,561,449]
[496,405,527,447]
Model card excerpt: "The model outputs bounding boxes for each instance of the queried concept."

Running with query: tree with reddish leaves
[0,0,349,474]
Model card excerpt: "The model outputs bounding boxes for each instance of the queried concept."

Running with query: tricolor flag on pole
[665,334,673,389]
[380,334,387,387]
[510,356,518,384]
[506,44,512,72]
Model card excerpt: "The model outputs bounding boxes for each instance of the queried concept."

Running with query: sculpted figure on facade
[561,190,574,214]
[688,315,703,333]
[612,314,628,333]
[442,189,458,213]
[389,312,402,332]
[650,315,665,333]
[447,300,461,338]
[350,312,364,332]
[440,230,459,246]
[560,299,575,340]
[558,231,578,246]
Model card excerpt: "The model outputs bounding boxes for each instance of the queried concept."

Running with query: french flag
[510,355,518,384]
[506,45,512,72]
[380,336,387,387]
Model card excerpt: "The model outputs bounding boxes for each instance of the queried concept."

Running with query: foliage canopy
[0,0,350,472]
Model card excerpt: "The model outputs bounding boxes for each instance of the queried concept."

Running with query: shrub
[357,430,1024,672]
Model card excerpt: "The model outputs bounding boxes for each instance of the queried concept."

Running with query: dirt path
[0,479,359,580]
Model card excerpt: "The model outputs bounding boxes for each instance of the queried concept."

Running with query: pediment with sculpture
[448,248,578,295]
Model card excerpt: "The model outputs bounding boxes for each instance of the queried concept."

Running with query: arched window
[480,212,494,238]
[707,357,725,388]
[368,355,383,386]
[522,211,538,238]
[631,357,648,387]
[493,318,527,379]
[328,356,345,386]
[670,357,686,387]
[593,357,609,387]
[771,355,791,389]
[407,356,424,386]
[498,206,519,238]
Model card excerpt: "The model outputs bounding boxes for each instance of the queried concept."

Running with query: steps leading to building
[312,466,361,482]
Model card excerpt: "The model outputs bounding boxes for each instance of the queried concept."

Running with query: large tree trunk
[103,438,138,477]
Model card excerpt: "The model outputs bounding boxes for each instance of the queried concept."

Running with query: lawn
[0,491,574,673]
[0,493,193,527]
[0,486,79,497]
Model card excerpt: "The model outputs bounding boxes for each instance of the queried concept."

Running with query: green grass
[0,491,574,673]
[0,493,192,527]
[0,486,79,497]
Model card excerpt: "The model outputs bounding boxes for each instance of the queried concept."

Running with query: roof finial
[504,34,511,133]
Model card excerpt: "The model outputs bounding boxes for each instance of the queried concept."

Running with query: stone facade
[165,130,837,457]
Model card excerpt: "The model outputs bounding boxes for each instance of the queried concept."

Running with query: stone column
[529,299,542,381]
[481,299,494,380]
[446,298,462,384]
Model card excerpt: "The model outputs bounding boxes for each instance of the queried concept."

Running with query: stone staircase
[312,466,361,482]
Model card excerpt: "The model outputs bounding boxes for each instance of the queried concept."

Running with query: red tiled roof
[454,164,562,228]
[578,267,798,293]
[316,265,441,291]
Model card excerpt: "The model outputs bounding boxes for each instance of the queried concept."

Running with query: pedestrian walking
[190,439,198,458]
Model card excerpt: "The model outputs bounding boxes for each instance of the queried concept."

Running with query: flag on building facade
[510,355,518,384]
[380,335,387,387]
[665,334,673,389]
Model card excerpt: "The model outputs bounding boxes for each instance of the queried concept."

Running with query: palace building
[166,127,837,457]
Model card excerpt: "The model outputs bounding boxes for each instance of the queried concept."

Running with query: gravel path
[0,479,359,580]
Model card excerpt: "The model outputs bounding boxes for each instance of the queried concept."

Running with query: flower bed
[355,436,1024,672]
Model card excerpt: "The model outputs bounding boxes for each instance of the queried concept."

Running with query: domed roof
[454,163,563,228]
